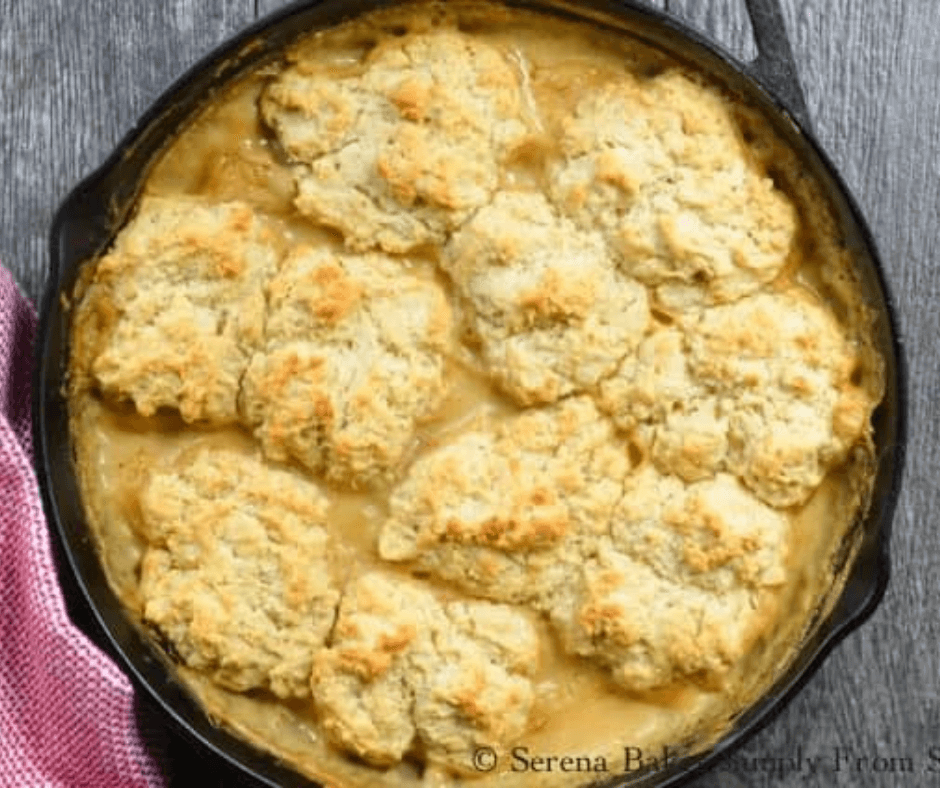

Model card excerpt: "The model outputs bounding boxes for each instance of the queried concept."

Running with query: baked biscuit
[685,289,871,507]
[138,448,339,699]
[239,246,452,486]
[550,71,795,309]
[379,396,629,604]
[601,290,873,507]
[312,572,538,772]
[381,396,788,692]
[648,400,730,483]
[76,197,280,423]
[553,545,769,692]
[443,191,649,404]
[599,328,731,483]
[261,30,533,252]
[552,469,788,691]
[610,468,788,592]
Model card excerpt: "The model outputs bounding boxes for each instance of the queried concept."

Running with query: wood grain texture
[2,1,938,787]
[666,0,758,61]
[255,0,668,15]
[0,0,255,301]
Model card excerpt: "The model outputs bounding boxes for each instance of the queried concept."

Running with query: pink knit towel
[0,264,167,788]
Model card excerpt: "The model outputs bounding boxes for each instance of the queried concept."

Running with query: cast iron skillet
[34,0,907,786]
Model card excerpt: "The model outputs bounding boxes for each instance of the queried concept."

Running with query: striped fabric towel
[0,264,167,788]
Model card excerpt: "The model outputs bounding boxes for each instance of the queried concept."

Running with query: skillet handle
[741,0,813,131]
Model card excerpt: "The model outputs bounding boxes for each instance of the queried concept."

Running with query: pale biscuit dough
[443,191,649,404]
[609,468,788,594]
[599,327,693,428]
[379,396,629,605]
[686,289,871,507]
[261,30,534,252]
[549,468,788,691]
[138,448,339,699]
[77,197,280,423]
[311,572,538,771]
[599,327,732,483]
[552,543,772,692]
[650,400,730,484]
[239,246,452,486]
[601,289,872,507]
[550,71,796,309]
[380,398,789,692]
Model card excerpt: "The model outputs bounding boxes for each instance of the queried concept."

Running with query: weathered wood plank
[666,0,758,61]
[0,0,254,302]
[255,0,668,16]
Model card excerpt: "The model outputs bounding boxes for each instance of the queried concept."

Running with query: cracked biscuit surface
[601,289,872,507]
[138,448,340,699]
[685,289,872,506]
[239,246,452,486]
[550,71,796,310]
[443,191,649,404]
[379,396,629,606]
[381,400,789,692]
[312,572,539,771]
[74,197,280,423]
[553,534,781,693]
[261,30,534,252]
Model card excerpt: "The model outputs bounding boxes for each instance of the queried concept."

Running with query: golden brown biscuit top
[550,71,796,310]
[261,29,535,252]
[73,197,280,423]
[139,448,339,699]
[600,288,871,506]
[312,572,539,771]
[239,246,453,486]
[444,191,649,404]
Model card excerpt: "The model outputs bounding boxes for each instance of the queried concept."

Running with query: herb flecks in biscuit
[554,470,787,692]
[261,30,535,252]
[380,397,629,606]
[686,289,872,506]
[139,449,339,699]
[240,246,452,487]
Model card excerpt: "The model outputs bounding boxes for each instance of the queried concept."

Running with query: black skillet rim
[33,1,907,786]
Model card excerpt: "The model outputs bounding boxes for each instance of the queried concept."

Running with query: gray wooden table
[2,1,937,786]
